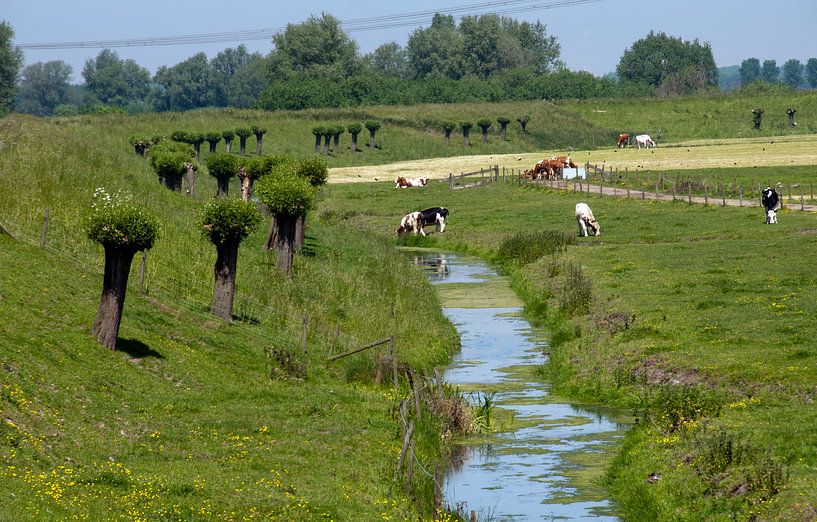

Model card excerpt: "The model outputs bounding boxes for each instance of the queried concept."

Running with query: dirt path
[328,134,817,184]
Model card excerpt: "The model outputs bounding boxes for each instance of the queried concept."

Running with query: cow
[762,186,779,224]
[575,203,600,237]
[395,176,428,188]
[550,155,577,169]
[419,207,449,233]
[616,133,630,148]
[635,134,656,149]
[397,211,425,236]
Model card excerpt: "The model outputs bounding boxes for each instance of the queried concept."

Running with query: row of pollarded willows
[130,125,269,159]
[87,144,328,350]
[311,120,381,154]
[441,115,529,146]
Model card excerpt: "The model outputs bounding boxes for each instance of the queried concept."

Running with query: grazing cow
[397,211,425,236]
[395,176,429,188]
[575,203,600,237]
[550,155,577,169]
[635,134,656,149]
[419,207,449,233]
[762,186,779,224]
[616,133,630,148]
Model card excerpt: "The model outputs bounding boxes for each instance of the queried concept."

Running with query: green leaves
[199,197,260,246]
[84,188,159,250]
[254,173,316,217]
[205,153,239,180]
[148,140,194,177]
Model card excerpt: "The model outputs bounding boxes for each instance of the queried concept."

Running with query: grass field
[3,92,817,520]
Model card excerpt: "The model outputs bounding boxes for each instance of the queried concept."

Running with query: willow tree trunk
[323,135,331,155]
[481,129,488,144]
[262,216,277,251]
[463,129,470,147]
[239,137,247,156]
[209,142,218,154]
[274,214,299,275]
[216,176,230,197]
[314,135,321,153]
[211,241,239,321]
[294,215,305,250]
[194,143,201,162]
[444,130,451,145]
[368,129,376,148]
[184,163,196,196]
[255,135,263,155]
[500,123,508,140]
[165,172,183,192]
[225,139,233,154]
[92,246,138,350]
[350,133,358,152]
[238,168,252,202]
[332,134,340,153]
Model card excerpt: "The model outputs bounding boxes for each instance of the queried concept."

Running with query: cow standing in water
[762,187,779,224]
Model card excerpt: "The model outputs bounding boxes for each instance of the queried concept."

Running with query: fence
[448,165,500,190]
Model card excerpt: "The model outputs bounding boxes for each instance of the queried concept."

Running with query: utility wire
[18,0,603,50]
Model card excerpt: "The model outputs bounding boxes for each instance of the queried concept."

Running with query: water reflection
[409,252,626,521]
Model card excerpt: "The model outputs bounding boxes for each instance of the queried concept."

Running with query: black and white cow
[419,207,449,233]
[762,187,779,224]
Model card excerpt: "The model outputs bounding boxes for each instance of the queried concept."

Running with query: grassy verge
[0,116,462,519]
[319,177,817,520]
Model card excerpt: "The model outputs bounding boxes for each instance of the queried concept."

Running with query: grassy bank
[319,176,817,520]
[0,115,460,519]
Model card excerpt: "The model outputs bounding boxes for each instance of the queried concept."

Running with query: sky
[4,0,817,83]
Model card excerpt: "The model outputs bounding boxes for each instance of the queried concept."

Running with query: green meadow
[3,91,817,520]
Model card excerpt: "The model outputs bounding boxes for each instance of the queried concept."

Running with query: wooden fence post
[391,335,398,393]
[688,183,692,204]
[704,183,708,206]
[448,173,454,190]
[40,208,49,249]
[301,314,308,354]
[641,180,645,200]
[739,187,743,207]
[721,184,726,206]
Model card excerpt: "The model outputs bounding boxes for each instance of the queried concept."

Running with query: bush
[254,173,316,217]
[295,157,329,187]
[205,153,239,179]
[496,229,576,266]
[199,197,261,246]
[84,188,159,250]
[558,262,592,316]
[147,141,194,180]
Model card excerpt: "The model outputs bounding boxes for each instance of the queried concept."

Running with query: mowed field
[328,134,817,183]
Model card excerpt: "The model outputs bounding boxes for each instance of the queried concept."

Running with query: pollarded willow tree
[331,125,344,153]
[85,188,159,349]
[293,156,328,249]
[364,120,380,148]
[129,136,150,157]
[311,126,324,153]
[496,117,510,140]
[517,115,530,134]
[347,122,362,152]
[222,130,235,153]
[442,121,455,145]
[460,121,472,146]
[255,172,316,275]
[148,140,195,192]
[477,119,492,144]
[235,127,252,155]
[189,133,206,161]
[252,125,267,155]
[200,197,260,321]
[205,132,222,154]
[206,153,239,197]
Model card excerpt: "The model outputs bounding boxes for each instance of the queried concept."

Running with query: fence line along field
[327,134,817,184]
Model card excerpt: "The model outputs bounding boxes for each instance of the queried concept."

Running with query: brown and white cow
[397,211,425,236]
[395,176,429,188]
[616,133,630,148]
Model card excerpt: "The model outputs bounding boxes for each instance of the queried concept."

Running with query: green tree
[517,115,530,134]
[347,123,362,152]
[15,61,73,116]
[205,132,222,154]
[476,118,492,144]
[460,15,502,79]
[206,153,239,197]
[442,121,455,145]
[85,188,159,349]
[740,58,761,86]
[460,121,473,146]
[497,18,561,74]
[152,53,217,111]
[363,42,409,78]
[267,13,360,82]
[82,49,151,109]
[0,21,23,115]
[761,59,779,83]
[406,14,463,79]
[148,140,194,192]
[199,198,260,321]
[312,126,325,153]
[496,116,510,140]
[781,59,803,88]
[331,125,344,153]
[222,130,235,154]
[806,58,817,88]
[235,127,252,156]
[210,45,257,106]
[254,172,316,274]
[616,31,717,89]
[364,120,380,148]
[228,54,266,108]
[251,125,267,155]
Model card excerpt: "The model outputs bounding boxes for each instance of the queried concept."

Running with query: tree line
[2,16,816,117]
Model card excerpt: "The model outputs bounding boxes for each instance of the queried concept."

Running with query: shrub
[295,157,329,187]
[496,230,576,266]
[200,197,261,246]
[254,173,316,217]
[558,262,592,316]
[85,188,159,250]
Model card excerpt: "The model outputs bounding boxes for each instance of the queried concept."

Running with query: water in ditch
[407,250,628,521]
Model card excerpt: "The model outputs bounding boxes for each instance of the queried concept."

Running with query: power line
[17,0,603,50]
